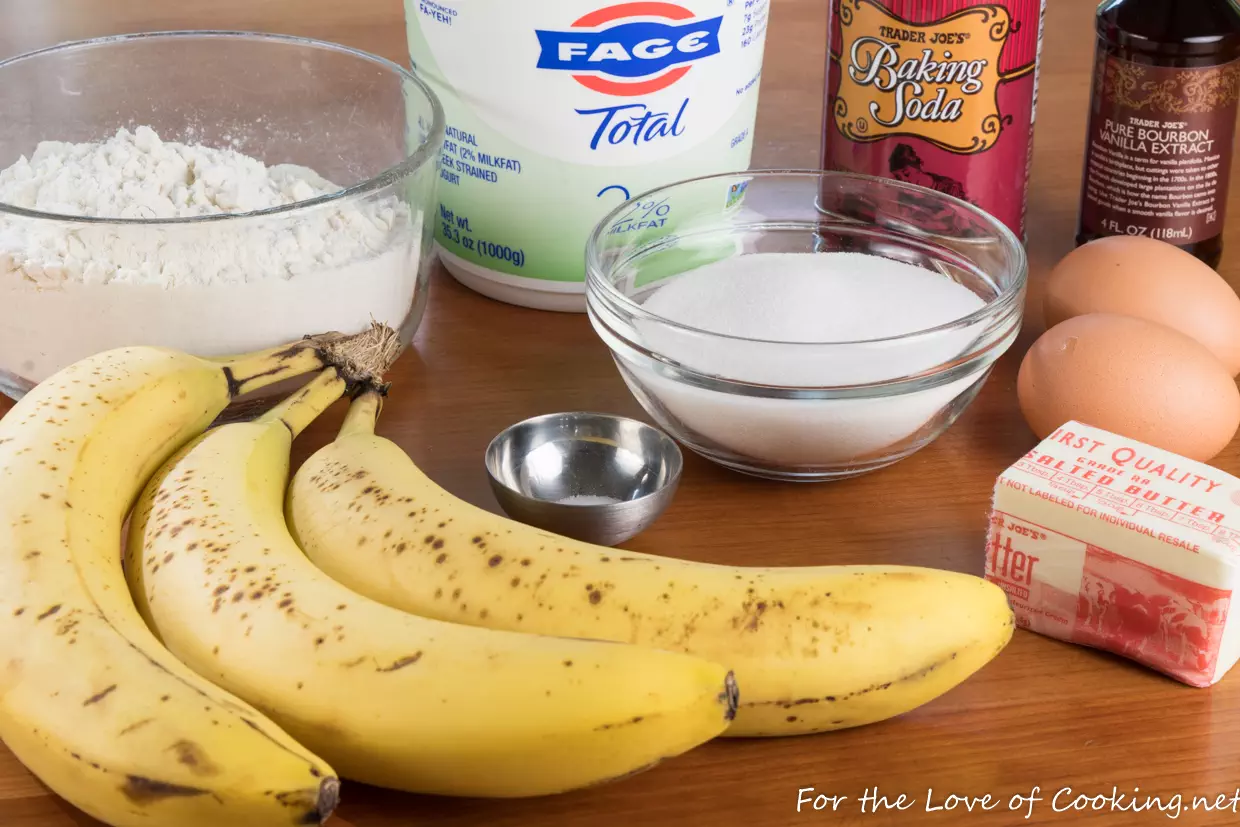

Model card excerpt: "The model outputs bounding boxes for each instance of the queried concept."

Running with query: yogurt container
[406,0,771,311]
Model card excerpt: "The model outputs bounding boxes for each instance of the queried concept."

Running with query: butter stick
[986,421,1240,687]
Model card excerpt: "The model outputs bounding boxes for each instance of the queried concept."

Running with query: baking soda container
[406,0,771,311]
[821,0,1047,240]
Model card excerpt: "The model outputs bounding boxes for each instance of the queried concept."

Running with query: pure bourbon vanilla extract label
[822,0,1046,238]
[1080,56,1240,246]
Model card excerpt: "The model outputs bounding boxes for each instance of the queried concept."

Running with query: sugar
[557,495,621,506]
[640,252,986,386]
[629,252,992,467]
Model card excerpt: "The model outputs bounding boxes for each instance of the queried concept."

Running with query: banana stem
[259,369,348,440]
[338,391,383,440]
[218,324,404,399]
[220,340,334,398]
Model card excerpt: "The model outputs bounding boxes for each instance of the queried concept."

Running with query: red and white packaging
[986,421,1240,687]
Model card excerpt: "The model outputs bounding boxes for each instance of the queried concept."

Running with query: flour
[0,126,422,386]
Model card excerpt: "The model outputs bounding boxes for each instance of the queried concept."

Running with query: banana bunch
[0,320,1013,825]
[0,334,388,827]
[287,391,1016,738]
[124,369,737,799]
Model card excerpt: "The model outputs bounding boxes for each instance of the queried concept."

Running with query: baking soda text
[846,38,988,127]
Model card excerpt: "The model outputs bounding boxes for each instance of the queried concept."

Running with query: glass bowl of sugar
[585,170,1027,482]
[0,31,443,406]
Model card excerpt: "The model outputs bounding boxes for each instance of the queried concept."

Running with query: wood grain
[3,0,1239,824]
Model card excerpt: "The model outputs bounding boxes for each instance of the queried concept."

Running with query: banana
[287,392,1016,738]
[0,336,376,827]
[125,371,737,799]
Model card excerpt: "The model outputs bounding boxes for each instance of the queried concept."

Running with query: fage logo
[536,2,724,97]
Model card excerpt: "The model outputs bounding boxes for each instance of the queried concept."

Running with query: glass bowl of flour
[0,31,443,403]
[586,170,1027,482]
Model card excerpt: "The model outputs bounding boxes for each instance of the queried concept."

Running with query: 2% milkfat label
[406,1,770,290]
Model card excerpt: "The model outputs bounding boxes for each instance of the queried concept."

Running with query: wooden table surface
[4,0,1239,825]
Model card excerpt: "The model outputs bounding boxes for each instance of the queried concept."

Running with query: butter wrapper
[985,422,1240,687]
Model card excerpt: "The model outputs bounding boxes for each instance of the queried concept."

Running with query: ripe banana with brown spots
[286,391,1016,738]
[125,370,738,798]
[0,337,374,827]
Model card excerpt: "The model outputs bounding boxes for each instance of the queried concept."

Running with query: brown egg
[1045,236,1240,375]
[1017,313,1240,462]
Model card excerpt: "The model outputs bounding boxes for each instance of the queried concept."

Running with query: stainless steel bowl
[484,412,683,547]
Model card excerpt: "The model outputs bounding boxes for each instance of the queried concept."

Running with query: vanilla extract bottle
[1076,0,1240,269]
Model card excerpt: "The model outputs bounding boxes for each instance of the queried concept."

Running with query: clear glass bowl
[586,170,1027,482]
[0,31,443,403]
